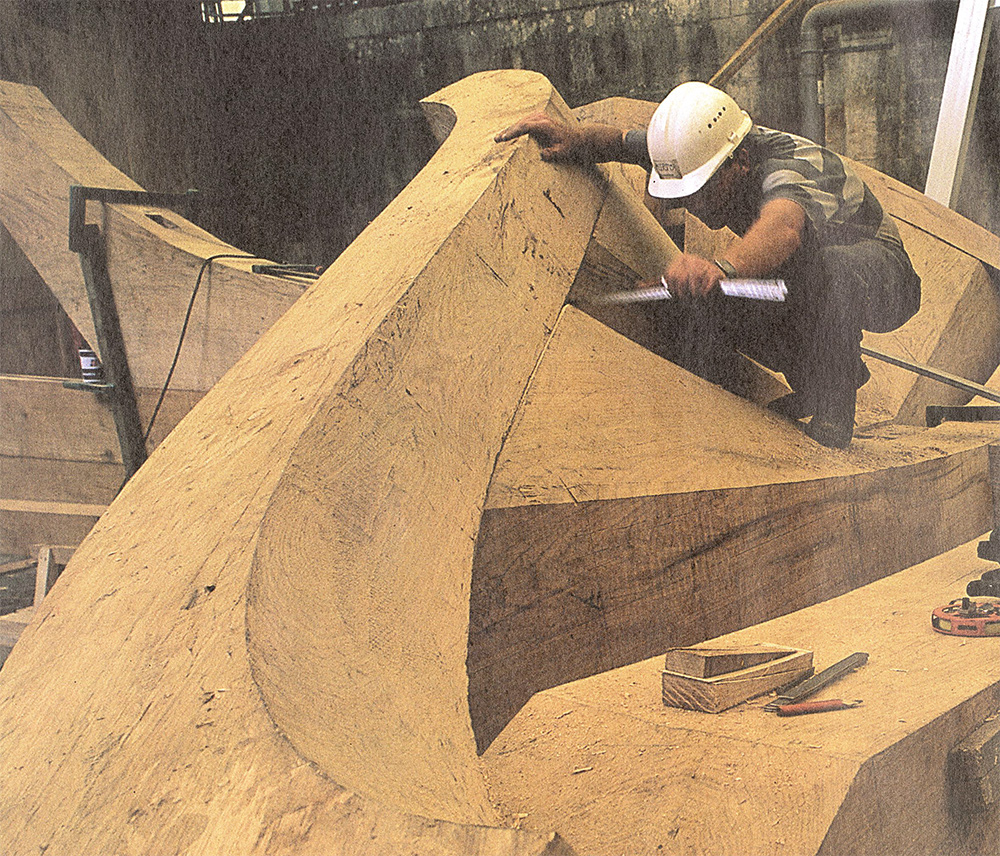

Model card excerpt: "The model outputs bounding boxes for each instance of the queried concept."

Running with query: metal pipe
[799,0,958,144]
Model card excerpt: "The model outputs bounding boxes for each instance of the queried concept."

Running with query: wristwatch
[714,257,738,279]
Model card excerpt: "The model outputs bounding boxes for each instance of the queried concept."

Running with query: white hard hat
[646,81,753,199]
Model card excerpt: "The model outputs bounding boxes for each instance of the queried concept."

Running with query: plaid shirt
[627,125,901,248]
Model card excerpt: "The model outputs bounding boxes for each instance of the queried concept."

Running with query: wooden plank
[664,643,803,678]
[32,545,57,606]
[0,499,106,518]
[0,457,123,507]
[33,546,74,566]
[0,558,35,575]
[662,648,813,713]
[710,0,811,87]
[0,502,102,557]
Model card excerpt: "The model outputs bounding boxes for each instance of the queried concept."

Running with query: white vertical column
[924,0,997,207]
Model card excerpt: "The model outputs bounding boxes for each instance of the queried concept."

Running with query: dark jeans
[658,233,921,400]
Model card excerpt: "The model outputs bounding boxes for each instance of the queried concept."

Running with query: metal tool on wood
[68,185,199,481]
[764,651,868,712]
[861,345,1000,405]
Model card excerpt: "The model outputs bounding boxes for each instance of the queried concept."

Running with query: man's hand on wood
[494,113,585,163]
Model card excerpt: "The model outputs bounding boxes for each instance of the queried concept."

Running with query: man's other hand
[661,253,723,298]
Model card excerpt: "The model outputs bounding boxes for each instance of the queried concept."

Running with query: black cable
[143,253,265,444]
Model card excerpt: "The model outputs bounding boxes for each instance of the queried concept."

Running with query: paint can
[78,348,105,384]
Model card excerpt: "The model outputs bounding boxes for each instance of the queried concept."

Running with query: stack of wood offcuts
[662,643,813,713]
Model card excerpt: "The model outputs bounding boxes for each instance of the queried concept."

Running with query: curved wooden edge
[245,68,609,823]
[0,69,599,855]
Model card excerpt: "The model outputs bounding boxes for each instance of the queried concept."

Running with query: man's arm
[721,198,805,278]
[662,198,806,298]
[494,113,649,166]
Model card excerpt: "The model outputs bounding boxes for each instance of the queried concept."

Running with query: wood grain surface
[0,72,997,856]
[483,536,1000,856]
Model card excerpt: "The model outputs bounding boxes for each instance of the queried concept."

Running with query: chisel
[775,698,863,716]
[764,652,868,712]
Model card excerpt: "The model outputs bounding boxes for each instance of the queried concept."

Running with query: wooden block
[662,648,813,713]
[949,712,1000,813]
[664,643,803,678]
[0,69,609,856]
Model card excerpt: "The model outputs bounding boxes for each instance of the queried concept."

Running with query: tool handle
[776,699,856,716]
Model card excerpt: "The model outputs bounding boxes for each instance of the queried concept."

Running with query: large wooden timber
[0,80,307,393]
[468,305,995,746]
[0,82,307,554]
[0,69,596,856]
[0,70,998,856]
[482,535,1000,856]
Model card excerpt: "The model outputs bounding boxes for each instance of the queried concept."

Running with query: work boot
[767,390,818,420]
[806,385,857,449]
[772,358,869,437]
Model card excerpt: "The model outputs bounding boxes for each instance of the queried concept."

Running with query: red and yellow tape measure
[931,598,1000,637]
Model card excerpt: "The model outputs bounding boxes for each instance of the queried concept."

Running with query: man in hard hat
[495,82,920,449]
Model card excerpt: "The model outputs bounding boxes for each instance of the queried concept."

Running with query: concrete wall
[0,0,978,268]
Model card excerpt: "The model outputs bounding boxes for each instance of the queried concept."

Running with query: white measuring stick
[597,278,787,304]
[718,278,787,302]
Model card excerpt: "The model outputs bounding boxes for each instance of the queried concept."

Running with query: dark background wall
[0,0,990,270]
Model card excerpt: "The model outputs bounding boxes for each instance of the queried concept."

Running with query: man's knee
[818,241,920,333]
